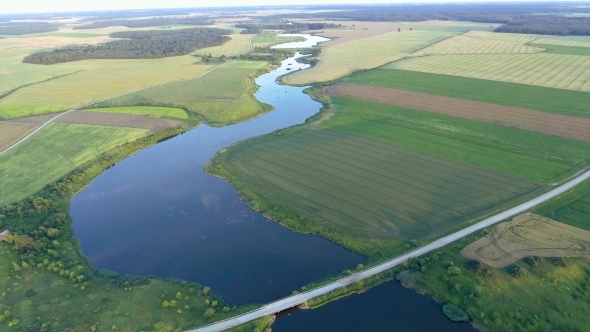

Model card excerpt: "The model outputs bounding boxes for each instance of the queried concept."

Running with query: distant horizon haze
[1,0,586,15]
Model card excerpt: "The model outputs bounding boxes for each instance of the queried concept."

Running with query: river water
[71,40,475,330]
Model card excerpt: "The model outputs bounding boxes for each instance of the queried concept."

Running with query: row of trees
[73,16,214,30]
[23,28,231,65]
[0,22,59,35]
[236,22,340,34]
[495,16,590,35]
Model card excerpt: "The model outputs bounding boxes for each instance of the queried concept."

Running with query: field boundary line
[0,61,234,157]
[188,168,590,332]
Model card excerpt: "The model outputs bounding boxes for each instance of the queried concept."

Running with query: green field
[534,35,590,48]
[95,61,271,126]
[534,179,590,231]
[205,91,590,257]
[528,43,590,56]
[344,69,590,119]
[387,52,590,92]
[86,106,188,120]
[0,123,149,206]
[251,33,305,47]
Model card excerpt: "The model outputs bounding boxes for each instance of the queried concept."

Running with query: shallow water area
[273,281,476,332]
[271,34,330,49]
[70,53,365,305]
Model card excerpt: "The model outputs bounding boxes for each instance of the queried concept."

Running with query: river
[71,39,474,331]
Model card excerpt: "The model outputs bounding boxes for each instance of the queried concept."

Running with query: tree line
[495,16,590,35]
[73,16,214,30]
[0,22,59,35]
[236,22,340,34]
[23,28,231,65]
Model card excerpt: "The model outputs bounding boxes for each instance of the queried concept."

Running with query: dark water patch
[70,53,365,305]
[273,280,477,332]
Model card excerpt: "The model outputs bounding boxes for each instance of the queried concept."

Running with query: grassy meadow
[528,43,590,56]
[251,33,305,48]
[282,30,455,85]
[95,61,271,126]
[0,123,149,206]
[534,179,590,231]
[343,69,590,119]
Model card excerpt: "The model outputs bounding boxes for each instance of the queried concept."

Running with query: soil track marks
[462,213,590,267]
[325,84,590,142]
[57,111,183,132]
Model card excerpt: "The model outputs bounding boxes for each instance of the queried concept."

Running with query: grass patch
[193,34,253,57]
[528,43,590,55]
[344,69,590,119]
[0,105,62,120]
[85,106,188,120]
[0,123,149,206]
[413,34,543,56]
[282,30,454,85]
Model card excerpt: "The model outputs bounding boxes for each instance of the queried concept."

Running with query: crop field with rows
[387,53,590,91]
[0,123,148,205]
[412,35,543,56]
[534,35,590,48]
[535,180,590,232]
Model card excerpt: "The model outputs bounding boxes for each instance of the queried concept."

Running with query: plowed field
[325,83,590,142]
[0,123,38,152]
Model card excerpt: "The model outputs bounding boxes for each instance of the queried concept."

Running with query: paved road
[0,62,231,158]
[189,169,590,332]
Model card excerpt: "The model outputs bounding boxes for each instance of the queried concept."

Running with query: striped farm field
[0,123,148,205]
[387,53,590,91]
[534,36,590,48]
[282,30,454,85]
[535,178,590,232]
[462,30,539,43]
[412,35,543,56]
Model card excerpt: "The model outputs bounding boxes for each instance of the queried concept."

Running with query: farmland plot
[388,53,590,92]
[534,35,590,48]
[411,35,543,56]
[0,123,148,205]
[193,34,253,57]
[282,30,454,85]
[96,61,270,125]
[0,122,38,152]
[535,179,590,232]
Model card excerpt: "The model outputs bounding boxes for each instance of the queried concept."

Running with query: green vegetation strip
[345,69,590,119]
[528,43,590,56]
[534,178,590,231]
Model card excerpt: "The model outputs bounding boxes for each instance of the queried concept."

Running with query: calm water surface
[273,281,476,332]
[71,53,365,305]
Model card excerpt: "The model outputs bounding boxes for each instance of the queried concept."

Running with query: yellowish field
[193,34,253,57]
[388,53,590,91]
[0,57,215,117]
[461,213,590,268]
[462,30,539,43]
[411,34,544,56]
[534,36,590,48]
[282,30,454,85]
[0,123,38,152]
[86,106,188,120]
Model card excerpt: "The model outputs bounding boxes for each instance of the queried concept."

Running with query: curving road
[0,62,232,158]
[189,169,590,332]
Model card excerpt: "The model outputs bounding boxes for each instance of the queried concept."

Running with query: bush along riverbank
[0,127,269,332]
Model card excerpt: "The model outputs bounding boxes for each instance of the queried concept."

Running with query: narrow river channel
[71,39,475,331]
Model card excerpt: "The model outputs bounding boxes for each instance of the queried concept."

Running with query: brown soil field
[0,122,39,152]
[301,20,404,47]
[56,111,183,132]
[325,83,590,142]
[5,113,58,124]
[462,213,590,267]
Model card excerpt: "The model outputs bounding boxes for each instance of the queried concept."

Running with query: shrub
[443,304,468,322]
[203,308,215,318]
[506,264,527,278]
[465,260,481,271]
[447,266,462,276]
[523,256,539,267]
[549,257,567,267]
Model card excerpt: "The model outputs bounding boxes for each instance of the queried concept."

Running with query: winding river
[71,39,474,330]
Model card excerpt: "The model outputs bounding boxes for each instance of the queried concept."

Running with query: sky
[0,0,578,15]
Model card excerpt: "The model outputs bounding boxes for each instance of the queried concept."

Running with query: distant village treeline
[23,28,231,65]
[0,21,59,35]
[237,22,341,34]
[72,16,214,30]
